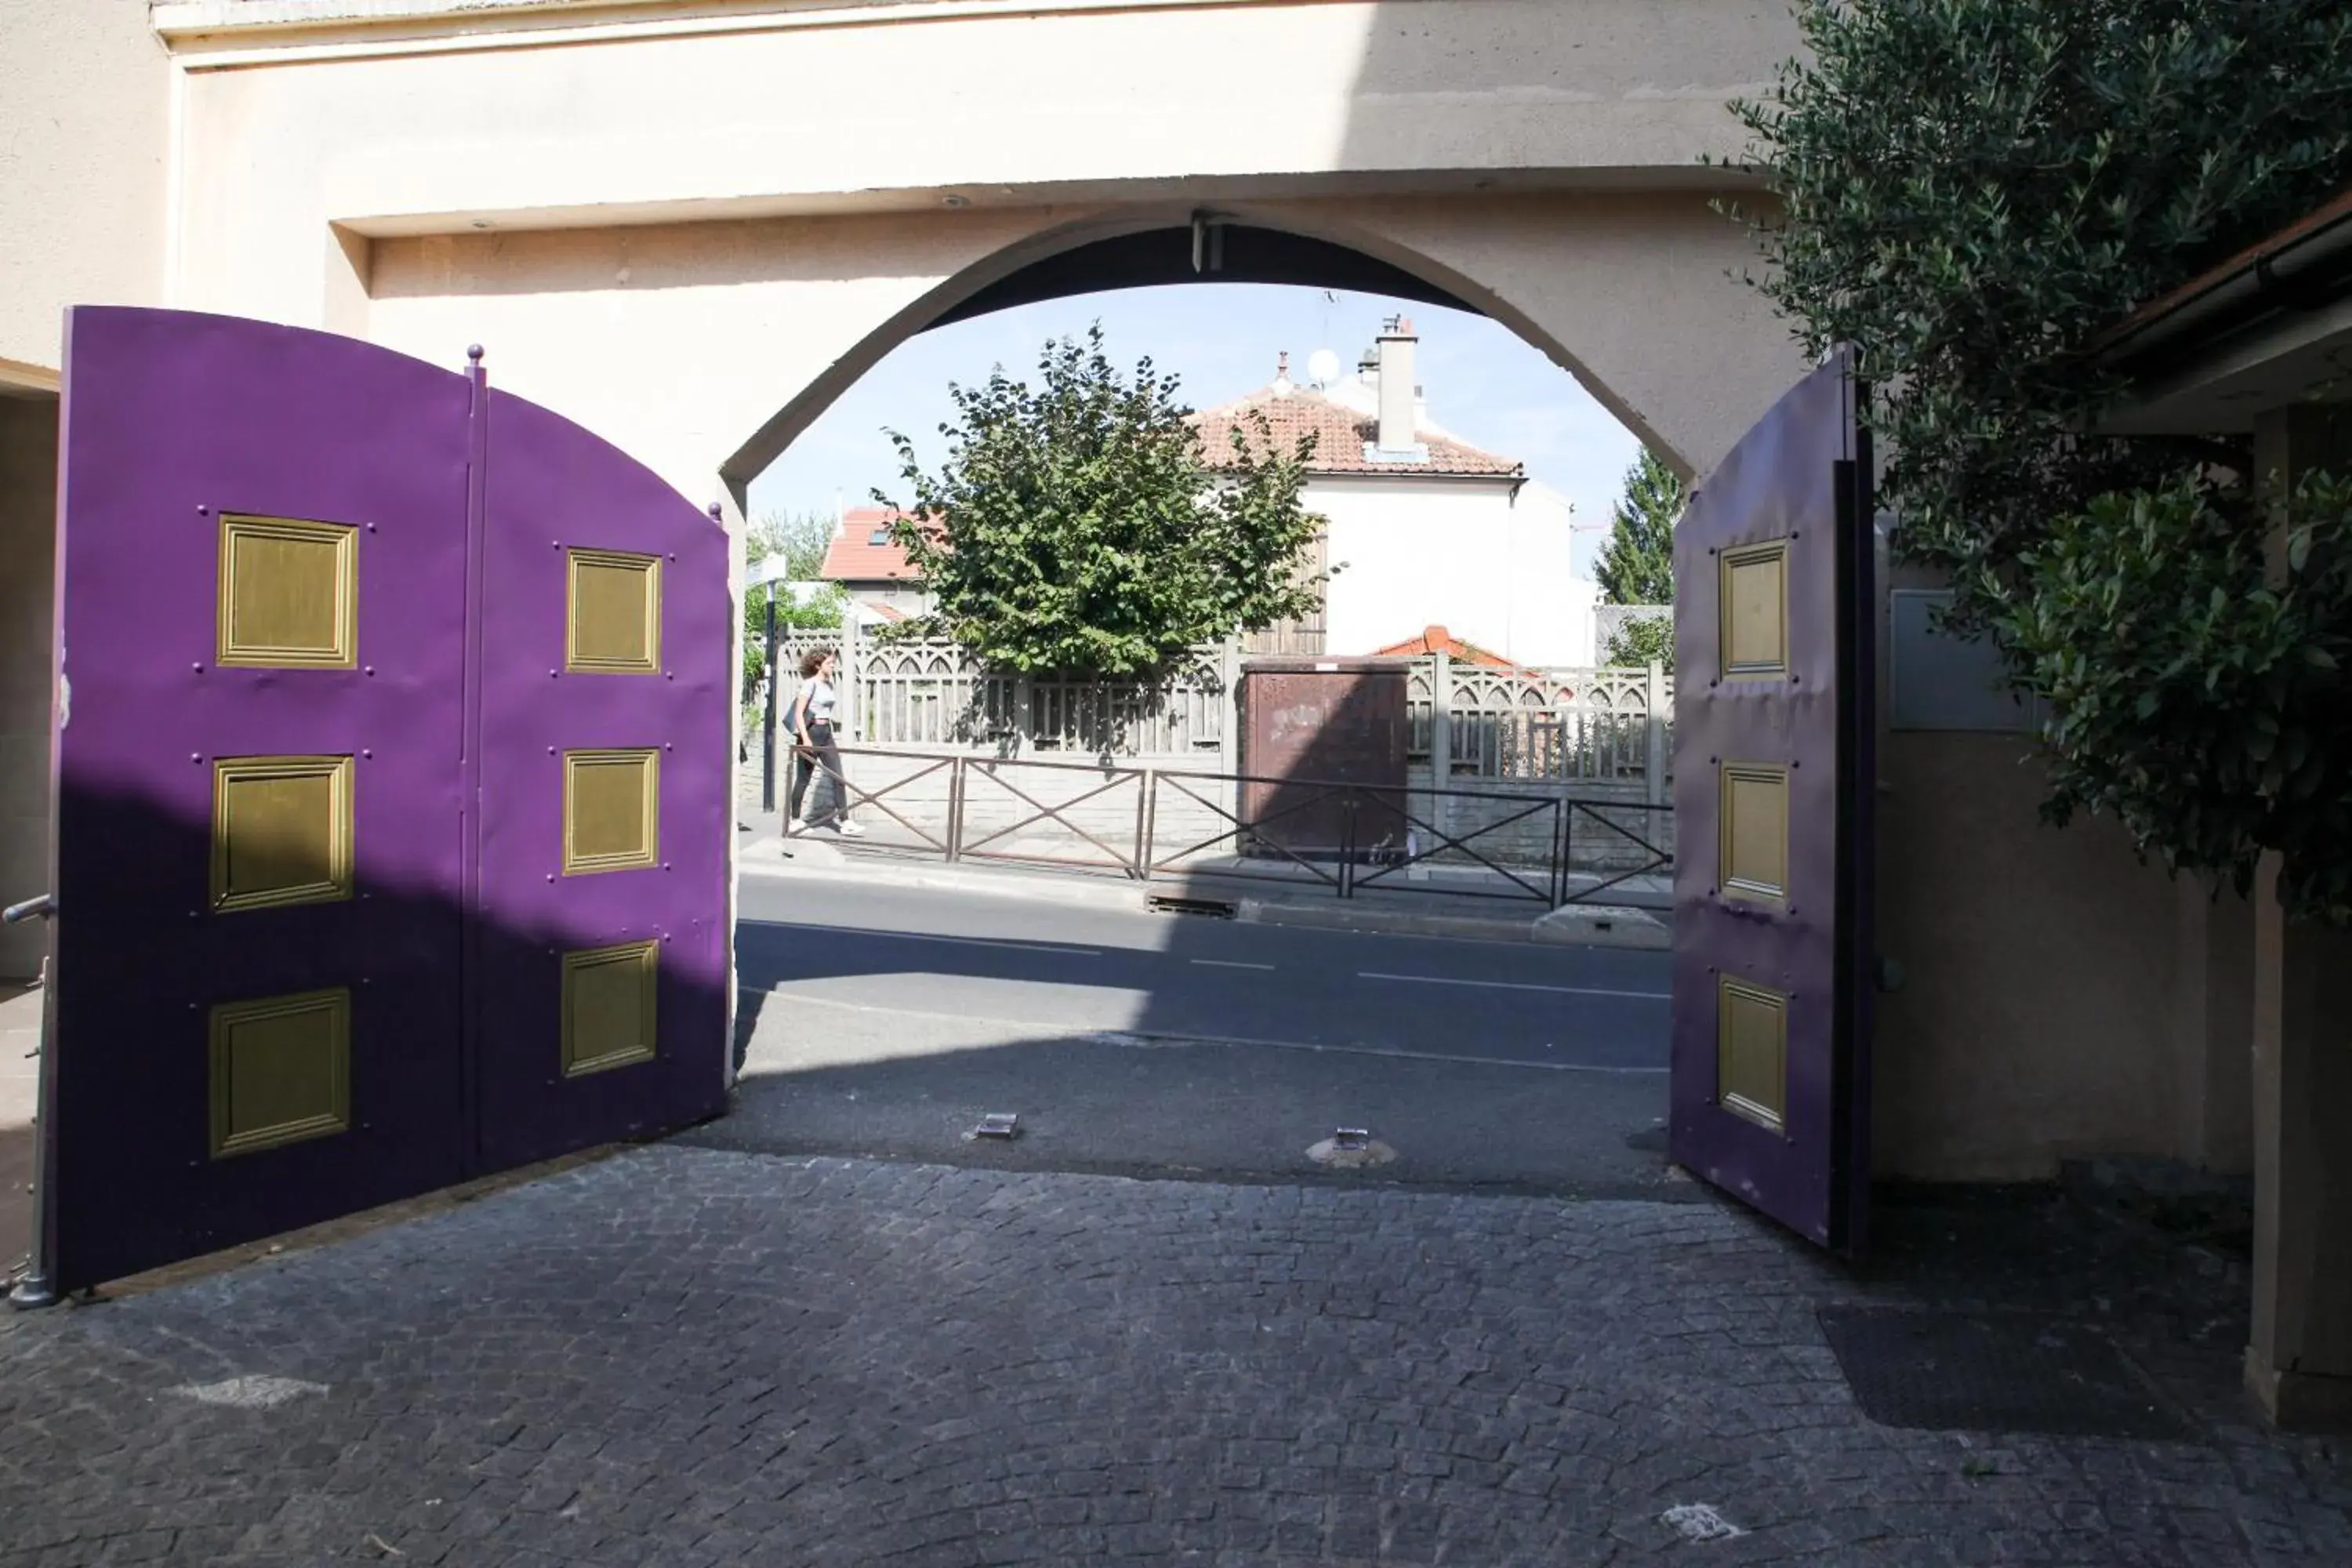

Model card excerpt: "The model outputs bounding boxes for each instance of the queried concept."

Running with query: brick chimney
[1376,315,1418,455]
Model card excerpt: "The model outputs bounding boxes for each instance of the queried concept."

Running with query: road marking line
[1357,971,1671,1000]
[766,927,1102,959]
[747,993,1668,1075]
[1189,959,1274,971]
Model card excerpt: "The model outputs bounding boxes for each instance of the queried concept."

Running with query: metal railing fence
[781,746,1671,908]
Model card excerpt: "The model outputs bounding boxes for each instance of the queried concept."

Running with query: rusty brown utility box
[1237,658,1410,860]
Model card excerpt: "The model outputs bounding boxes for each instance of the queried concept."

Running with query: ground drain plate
[1817,1306,2193,1439]
[965,1112,1020,1142]
[1146,895,1236,918]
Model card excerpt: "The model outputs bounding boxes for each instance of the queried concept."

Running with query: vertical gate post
[1130,765,1153,880]
[1644,658,1668,807]
[1141,766,1161,877]
[1218,638,1242,829]
[946,755,965,862]
[1428,652,1453,855]
[843,611,863,742]
[1340,791,1357,899]
[760,585,779,812]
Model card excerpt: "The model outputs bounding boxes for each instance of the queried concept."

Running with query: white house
[818,319,1601,666]
[1196,318,1599,667]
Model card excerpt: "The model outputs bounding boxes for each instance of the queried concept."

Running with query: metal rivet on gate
[546,746,556,754]
[662,743,672,751]
[1790,675,1800,684]
[191,663,203,673]
[364,666,376,677]
[545,873,554,882]
[550,670,559,678]
[197,505,210,516]
[361,750,372,759]
[667,554,676,562]
[366,523,377,532]
[191,753,202,764]
[662,863,670,872]
[553,540,561,549]
[665,673,673,681]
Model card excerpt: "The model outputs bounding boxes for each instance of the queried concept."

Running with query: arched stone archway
[360,191,1804,528]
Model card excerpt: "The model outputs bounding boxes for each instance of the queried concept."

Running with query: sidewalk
[739,826,1672,950]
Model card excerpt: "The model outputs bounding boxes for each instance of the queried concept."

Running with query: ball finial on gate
[466,343,484,364]
[708,502,724,521]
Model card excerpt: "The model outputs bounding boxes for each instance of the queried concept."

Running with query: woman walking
[787,648,864,837]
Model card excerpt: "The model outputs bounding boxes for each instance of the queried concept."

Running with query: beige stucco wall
[358,190,1796,514]
[0,0,170,385]
[0,397,57,979]
[1873,735,2201,1180]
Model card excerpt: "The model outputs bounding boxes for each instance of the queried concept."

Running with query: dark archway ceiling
[926,221,1480,330]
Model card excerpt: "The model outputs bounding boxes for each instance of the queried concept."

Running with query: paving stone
[0,1148,2346,1563]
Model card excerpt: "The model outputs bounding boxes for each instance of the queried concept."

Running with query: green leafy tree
[874,325,1325,676]
[1594,448,1681,608]
[742,510,844,711]
[1603,614,1675,672]
[1726,0,2352,918]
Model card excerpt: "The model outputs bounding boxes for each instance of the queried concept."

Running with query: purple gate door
[470,384,732,1171]
[1667,347,1876,1254]
[48,308,473,1291]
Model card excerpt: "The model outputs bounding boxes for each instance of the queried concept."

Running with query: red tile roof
[1369,625,1516,666]
[820,507,923,583]
[1192,387,1522,478]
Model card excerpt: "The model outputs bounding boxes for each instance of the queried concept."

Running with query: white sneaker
[837,820,866,837]
[787,818,809,836]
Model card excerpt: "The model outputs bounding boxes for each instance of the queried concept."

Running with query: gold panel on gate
[1718,762,1789,908]
[1719,539,1789,678]
[212,755,356,913]
[209,987,352,1158]
[561,939,659,1077]
[567,549,662,674]
[1716,976,1788,1134]
[217,514,359,669]
[563,748,659,874]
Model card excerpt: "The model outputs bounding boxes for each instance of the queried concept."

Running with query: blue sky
[745,282,1645,577]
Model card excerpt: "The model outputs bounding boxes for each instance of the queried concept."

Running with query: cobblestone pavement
[2,1146,2347,1566]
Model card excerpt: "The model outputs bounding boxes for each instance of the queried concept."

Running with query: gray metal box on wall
[1889,590,2044,733]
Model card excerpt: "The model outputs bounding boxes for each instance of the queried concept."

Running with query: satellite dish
[1306,348,1341,389]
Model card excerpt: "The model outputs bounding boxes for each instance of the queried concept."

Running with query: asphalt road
[701,873,1693,1198]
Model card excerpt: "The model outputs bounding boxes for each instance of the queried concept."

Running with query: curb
[739,848,1675,951]
[739,851,1153,913]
